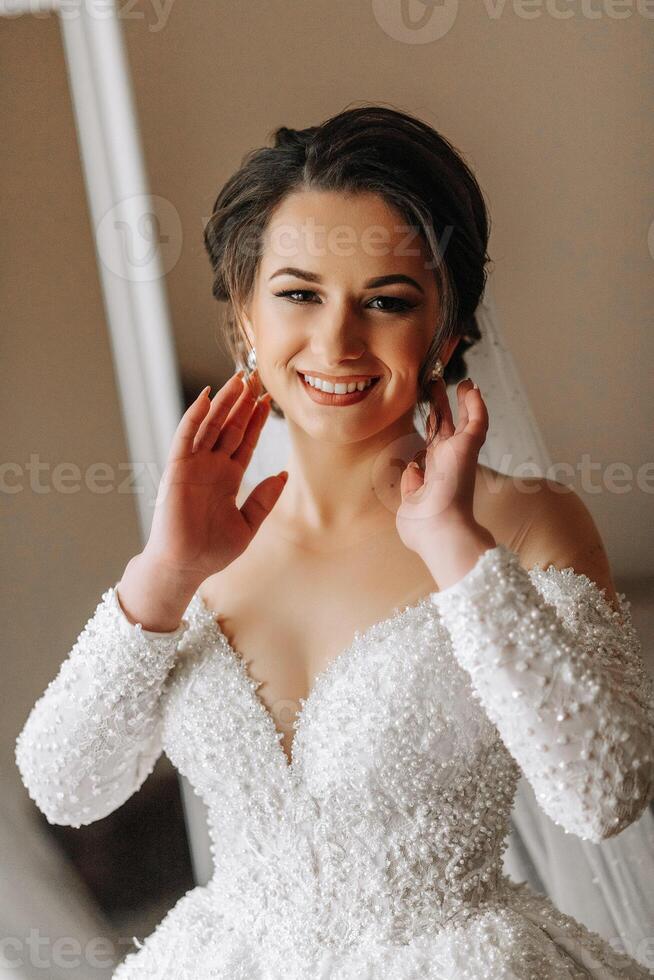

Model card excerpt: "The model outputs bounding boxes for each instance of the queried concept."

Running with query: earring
[246,347,257,372]
[430,357,444,381]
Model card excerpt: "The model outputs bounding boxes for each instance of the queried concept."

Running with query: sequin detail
[15,544,654,977]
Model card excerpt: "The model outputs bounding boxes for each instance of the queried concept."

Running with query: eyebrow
[268,266,424,295]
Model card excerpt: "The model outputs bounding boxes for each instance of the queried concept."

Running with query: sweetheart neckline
[191,588,440,776]
[181,553,623,780]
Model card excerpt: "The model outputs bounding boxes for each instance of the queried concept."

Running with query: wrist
[418,515,493,552]
[420,521,497,592]
[136,548,206,591]
[118,552,203,632]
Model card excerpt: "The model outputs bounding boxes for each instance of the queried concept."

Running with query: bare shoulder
[477,464,620,608]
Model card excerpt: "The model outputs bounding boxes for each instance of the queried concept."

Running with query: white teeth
[302,374,376,394]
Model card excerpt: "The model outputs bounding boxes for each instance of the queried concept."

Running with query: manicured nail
[472,381,479,390]
[408,460,421,471]
[198,385,210,399]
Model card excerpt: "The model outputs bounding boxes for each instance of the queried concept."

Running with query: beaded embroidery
[15,544,654,977]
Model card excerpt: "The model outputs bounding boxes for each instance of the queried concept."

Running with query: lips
[298,371,381,405]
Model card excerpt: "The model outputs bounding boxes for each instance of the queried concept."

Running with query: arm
[431,540,654,844]
[15,584,189,828]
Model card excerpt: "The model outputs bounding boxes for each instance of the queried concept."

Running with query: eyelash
[273,289,417,314]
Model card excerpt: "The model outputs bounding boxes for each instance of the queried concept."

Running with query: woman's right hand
[142,367,286,583]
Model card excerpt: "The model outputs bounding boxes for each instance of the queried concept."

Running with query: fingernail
[408,460,421,471]
[198,385,210,399]
[472,380,479,390]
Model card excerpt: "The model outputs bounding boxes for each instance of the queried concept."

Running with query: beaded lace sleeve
[431,543,654,844]
[15,584,189,828]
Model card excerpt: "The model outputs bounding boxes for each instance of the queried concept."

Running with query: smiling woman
[15,101,654,980]
[203,104,489,438]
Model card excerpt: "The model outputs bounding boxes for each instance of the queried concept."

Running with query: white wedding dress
[15,541,654,978]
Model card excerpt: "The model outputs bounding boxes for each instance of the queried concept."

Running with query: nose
[309,305,367,368]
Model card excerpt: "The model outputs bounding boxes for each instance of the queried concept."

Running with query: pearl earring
[430,357,444,381]
[243,347,442,381]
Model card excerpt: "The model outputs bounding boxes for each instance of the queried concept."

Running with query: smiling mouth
[297,371,381,404]
[297,371,381,393]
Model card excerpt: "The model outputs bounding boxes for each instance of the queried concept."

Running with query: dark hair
[203,103,492,435]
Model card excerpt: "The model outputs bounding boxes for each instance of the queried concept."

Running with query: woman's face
[239,189,451,444]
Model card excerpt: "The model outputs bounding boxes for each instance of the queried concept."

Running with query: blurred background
[2,1,653,976]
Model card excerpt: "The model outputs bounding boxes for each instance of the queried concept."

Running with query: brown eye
[368,296,416,313]
[274,290,416,314]
[274,289,318,303]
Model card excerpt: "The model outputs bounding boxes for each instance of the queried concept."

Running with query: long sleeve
[431,543,654,844]
[15,584,190,828]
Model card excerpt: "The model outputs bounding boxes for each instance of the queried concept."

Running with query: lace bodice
[15,544,654,978]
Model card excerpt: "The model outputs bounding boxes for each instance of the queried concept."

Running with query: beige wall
[2,5,653,783]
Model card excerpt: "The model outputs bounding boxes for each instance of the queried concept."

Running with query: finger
[169,385,214,461]
[194,373,252,453]
[426,386,438,442]
[239,472,287,535]
[230,394,272,469]
[462,383,489,441]
[195,373,254,452]
[244,366,263,399]
[454,379,473,434]
[400,460,424,499]
[429,378,454,441]
[212,381,260,456]
[173,371,246,458]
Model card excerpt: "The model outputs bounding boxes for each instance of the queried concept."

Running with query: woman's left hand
[396,377,491,563]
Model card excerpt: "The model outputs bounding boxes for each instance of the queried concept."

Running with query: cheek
[256,306,306,352]
[381,334,425,376]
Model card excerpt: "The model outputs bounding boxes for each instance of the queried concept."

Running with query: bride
[16,105,654,978]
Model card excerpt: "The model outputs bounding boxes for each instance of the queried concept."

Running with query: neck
[273,406,424,545]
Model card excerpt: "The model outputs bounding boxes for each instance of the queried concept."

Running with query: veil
[239,279,654,966]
